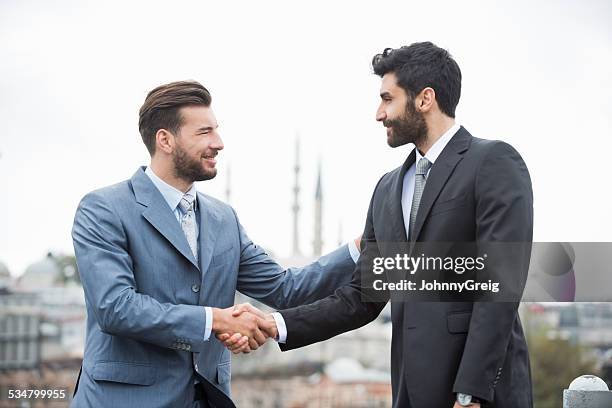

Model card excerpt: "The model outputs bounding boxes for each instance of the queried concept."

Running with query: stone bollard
[563,375,612,407]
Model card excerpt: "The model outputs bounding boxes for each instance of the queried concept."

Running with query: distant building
[232,358,392,407]
[292,137,302,257]
[313,161,323,257]
[17,253,61,290]
[0,256,84,404]
[0,290,41,371]
[524,303,612,346]
[0,262,10,289]
[2,254,86,366]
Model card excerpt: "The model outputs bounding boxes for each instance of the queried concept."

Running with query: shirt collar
[145,166,197,212]
[415,123,461,165]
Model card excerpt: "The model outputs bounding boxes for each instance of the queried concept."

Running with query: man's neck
[149,160,193,193]
[416,117,456,155]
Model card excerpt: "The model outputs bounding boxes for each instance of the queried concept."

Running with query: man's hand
[216,303,278,354]
[453,402,480,408]
[212,304,275,352]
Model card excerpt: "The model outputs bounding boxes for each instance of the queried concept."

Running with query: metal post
[563,375,612,407]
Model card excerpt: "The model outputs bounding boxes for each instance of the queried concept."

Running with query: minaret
[292,137,301,256]
[225,162,231,204]
[313,161,323,256]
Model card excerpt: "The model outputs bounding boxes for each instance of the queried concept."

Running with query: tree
[528,332,598,408]
[53,253,81,285]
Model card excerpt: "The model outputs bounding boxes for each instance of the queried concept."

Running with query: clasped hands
[212,303,277,354]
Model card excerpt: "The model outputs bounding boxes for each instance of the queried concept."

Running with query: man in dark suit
[223,42,534,408]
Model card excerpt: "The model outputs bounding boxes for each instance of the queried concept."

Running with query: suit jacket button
[192,284,200,293]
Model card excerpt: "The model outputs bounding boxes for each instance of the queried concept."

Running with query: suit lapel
[388,151,416,325]
[131,167,200,270]
[386,149,416,243]
[411,127,472,241]
[196,193,220,280]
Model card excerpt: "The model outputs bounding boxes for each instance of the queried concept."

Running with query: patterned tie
[178,193,198,262]
[409,157,432,241]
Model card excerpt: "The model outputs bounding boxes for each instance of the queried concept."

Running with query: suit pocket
[447,311,472,334]
[91,361,156,386]
[430,194,467,216]
[216,361,231,384]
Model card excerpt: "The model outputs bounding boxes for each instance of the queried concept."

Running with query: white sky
[1,0,611,276]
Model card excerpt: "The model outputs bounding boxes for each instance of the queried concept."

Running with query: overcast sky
[1,0,611,276]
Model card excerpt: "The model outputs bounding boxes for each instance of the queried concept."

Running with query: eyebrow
[197,124,218,132]
[380,91,392,98]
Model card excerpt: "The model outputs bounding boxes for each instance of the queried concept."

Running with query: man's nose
[376,106,386,122]
[211,132,224,150]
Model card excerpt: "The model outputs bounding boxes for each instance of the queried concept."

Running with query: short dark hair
[372,42,461,118]
[138,80,212,155]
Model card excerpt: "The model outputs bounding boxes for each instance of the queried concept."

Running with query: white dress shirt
[145,166,214,342]
[274,123,460,343]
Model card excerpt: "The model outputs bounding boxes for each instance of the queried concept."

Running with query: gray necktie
[178,193,198,262]
[409,157,432,241]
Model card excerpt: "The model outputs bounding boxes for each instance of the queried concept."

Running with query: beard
[384,102,428,148]
[172,144,217,182]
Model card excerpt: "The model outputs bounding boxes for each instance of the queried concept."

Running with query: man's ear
[416,87,436,113]
[155,129,174,154]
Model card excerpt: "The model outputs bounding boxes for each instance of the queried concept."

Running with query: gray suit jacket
[70,167,354,407]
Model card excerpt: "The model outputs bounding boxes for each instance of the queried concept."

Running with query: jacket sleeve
[72,192,209,352]
[275,179,389,350]
[452,141,534,401]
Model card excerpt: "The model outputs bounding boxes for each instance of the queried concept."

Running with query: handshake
[212,303,277,354]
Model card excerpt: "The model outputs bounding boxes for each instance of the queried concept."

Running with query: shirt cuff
[271,312,287,343]
[348,240,360,263]
[204,307,213,341]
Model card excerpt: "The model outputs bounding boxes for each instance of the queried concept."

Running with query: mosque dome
[19,253,61,290]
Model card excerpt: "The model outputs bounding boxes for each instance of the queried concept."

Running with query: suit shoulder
[470,136,523,159]
[79,180,132,207]
[198,192,229,210]
[197,193,237,220]
[376,165,402,190]
[384,164,403,180]
[471,136,531,190]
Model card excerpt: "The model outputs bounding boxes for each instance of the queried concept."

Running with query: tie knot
[179,193,195,213]
[416,157,432,176]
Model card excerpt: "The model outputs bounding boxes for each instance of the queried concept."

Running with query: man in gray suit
[70,80,359,407]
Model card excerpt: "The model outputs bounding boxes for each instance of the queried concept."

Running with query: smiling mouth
[202,152,218,160]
